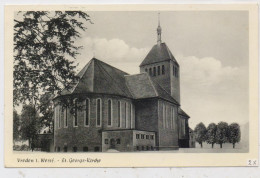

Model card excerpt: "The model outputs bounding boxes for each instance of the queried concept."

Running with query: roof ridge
[95,60,132,97]
[93,58,129,75]
[146,73,159,97]
[150,78,180,105]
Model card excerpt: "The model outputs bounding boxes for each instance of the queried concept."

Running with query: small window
[150,135,154,140]
[73,146,77,152]
[162,65,165,75]
[116,139,121,144]
[142,146,145,150]
[157,66,160,75]
[149,68,152,76]
[105,139,108,144]
[153,67,156,76]
[63,146,67,152]
[136,146,139,151]
[145,68,148,72]
[83,147,88,152]
[94,147,100,152]
[146,135,149,139]
[141,134,145,139]
[136,134,140,139]
[57,147,60,152]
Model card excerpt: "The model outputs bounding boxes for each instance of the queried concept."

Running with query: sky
[73,11,249,129]
[14,11,249,129]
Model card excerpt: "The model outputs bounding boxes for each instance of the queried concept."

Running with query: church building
[53,18,190,152]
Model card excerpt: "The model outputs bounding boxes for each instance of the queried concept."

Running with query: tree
[39,92,54,132]
[14,11,91,109]
[13,110,20,146]
[216,122,229,148]
[205,123,217,148]
[14,11,92,132]
[20,105,40,149]
[228,123,241,148]
[194,122,207,148]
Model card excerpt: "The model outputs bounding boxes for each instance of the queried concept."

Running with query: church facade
[53,21,190,152]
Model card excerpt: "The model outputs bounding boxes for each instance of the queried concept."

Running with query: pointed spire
[157,12,162,45]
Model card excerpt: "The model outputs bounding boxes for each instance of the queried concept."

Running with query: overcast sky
[74,11,249,129]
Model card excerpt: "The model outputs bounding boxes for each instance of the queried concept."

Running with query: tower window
[149,68,152,76]
[96,98,102,127]
[157,66,160,75]
[153,67,156,76]
[108,99,112,126]
[162,65,165,75]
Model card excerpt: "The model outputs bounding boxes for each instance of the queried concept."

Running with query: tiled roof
[60,58,179,105]
[125,73,179,105]
[178,108,190,118]
[60,58,132,98]
[140,43,178,67]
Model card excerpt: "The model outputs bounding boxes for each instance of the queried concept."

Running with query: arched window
[108,99,112,126]
[85,99,90,126]
[157,66,160,75]
[96,98,102,127]
[129,104,132,128]
[118,101,121,127]
[64,106,68,128]
[149,68,152,76]
[73,99,78,127]
[125,102,127,128]
[162,65,165,75]
[153,67,156,76]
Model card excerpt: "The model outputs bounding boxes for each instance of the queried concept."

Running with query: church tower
[139,13,180,103]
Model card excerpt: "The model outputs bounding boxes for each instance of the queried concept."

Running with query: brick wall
[54,93,134,152]
[158,99,179,149]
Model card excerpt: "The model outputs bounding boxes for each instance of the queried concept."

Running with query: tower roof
[140,42,178,67]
